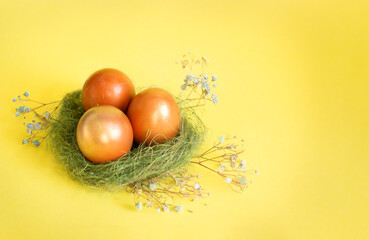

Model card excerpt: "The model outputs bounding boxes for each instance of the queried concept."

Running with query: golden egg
[76,105,133,163]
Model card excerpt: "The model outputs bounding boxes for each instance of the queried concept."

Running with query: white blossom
[135,202,143,210]
[173,206,183,212]
[225,177,232,184]
[239,177,246,185]
[218,164,226,172]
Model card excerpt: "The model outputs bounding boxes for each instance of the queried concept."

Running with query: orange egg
[81,68,135,112]
[76,105,133,163]
[127,88,181,145]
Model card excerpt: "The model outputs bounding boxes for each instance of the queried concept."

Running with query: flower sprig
[13,91,60,147]
[178,53,219,108]
[129,135,258,212]
[128,170,209,213]
[191,136,259,192]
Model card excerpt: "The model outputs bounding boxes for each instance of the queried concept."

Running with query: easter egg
[81,68,135,112]
[127,88,181,145]
[76,105,133,163]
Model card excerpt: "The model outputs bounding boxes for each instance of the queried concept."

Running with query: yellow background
[1,0,368,239]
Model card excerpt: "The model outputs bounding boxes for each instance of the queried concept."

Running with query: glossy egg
[81,68,135,112]
[76,105,133,163]
[127,88,181,145]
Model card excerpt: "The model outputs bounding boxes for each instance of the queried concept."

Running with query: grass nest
[48,90,206,190]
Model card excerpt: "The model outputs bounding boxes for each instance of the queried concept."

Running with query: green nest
[48,90,206,190]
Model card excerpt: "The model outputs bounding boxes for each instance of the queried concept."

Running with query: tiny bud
[225,177,232,184]
[149,183,157,191]
[32,140,41,147]
[135,202,143,211]
[181,84,187,90]
[163,205,170,212]
[173,206,183,212]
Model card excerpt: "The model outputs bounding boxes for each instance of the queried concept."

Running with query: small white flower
[44,111,51,119]
[194,182,200,190]
[149,183,157,191]
[219,136,225,143]
[173,206,183,212]
[218,164,226,172]
[230,154,237,162]
[163,205,170,212]
[157,208,161,212]
[201,78,207,85]
[196,195,201,200]
[225,177,232,184]
[239,177,246,185]
[211,94,219,104]
[184,74,193,82]
[145,202,152,207]
[255,170,260,175]
[137,189,142,195]
[181,84,187,90]
[135,202,143,211]
[212,75,217,81]
[181,187,186,191]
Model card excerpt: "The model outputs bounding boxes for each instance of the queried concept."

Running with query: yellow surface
[0,0,368,239]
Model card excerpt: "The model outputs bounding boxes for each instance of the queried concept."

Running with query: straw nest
[48,90,206,190]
